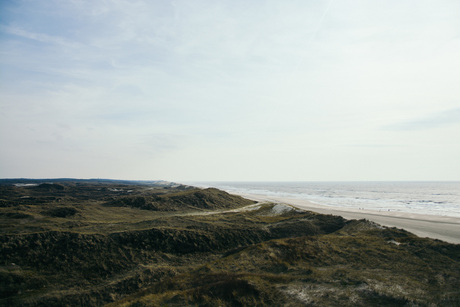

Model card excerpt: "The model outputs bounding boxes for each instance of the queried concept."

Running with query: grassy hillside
[1,181,459,306]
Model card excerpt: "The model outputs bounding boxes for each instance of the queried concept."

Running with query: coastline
[237,193,460,244]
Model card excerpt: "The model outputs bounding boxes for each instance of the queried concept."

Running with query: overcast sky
[1,0,459,181]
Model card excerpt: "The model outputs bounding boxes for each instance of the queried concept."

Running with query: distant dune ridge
[0,179,459,306]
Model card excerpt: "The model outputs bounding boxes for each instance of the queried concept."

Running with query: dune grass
[1,181,459,306]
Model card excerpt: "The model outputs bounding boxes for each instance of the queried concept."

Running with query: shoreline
[236,193,460,244]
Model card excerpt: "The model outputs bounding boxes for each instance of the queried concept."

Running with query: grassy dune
[1,180,459,306]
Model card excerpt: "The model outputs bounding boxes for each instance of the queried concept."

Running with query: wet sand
[238,193,460,244]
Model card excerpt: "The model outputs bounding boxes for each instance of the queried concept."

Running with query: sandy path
[237,193,460,244]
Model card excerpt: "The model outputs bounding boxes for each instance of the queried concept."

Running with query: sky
[1,0,460,182]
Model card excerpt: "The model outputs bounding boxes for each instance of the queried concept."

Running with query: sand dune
[238,193,460,244]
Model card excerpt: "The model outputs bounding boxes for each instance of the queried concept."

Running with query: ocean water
[196,182,460,218]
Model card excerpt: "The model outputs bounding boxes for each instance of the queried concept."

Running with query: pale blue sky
[1,0,459,181]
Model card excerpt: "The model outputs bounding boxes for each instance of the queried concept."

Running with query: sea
[193,182,460,218]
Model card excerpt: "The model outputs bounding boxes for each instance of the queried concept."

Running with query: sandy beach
[238,193,460,244]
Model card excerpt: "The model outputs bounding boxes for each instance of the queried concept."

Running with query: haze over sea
[196,182,460,218]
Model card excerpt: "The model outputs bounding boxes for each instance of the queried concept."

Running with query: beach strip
[238,193,460,245]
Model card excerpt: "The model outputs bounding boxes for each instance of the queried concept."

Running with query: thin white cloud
[310,0,335,41]
[1,0,460,180]
[385,108,460,131]
[0,25,80,48]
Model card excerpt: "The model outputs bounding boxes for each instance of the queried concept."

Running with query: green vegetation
[1,180,459,306]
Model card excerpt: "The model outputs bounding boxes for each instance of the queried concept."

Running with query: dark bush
[42,207,77,217]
